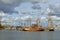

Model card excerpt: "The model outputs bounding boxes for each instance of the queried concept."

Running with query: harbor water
[0,30,60,40]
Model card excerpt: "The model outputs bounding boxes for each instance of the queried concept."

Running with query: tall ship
[22,15,54,31]
[20,0,54,31]
[23,17,45,31]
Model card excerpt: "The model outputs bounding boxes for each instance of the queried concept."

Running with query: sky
[0,0,60,27]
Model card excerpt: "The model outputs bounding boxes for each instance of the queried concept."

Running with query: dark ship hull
[47,27,54,31]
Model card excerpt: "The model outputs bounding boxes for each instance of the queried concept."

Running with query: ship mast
[32,1,41,27]
[48,17,53,27]
[48,8,53,27]
[30,12,32,27]
[36,15,40,27]
[23,20,26,27]
[30,18,31,27]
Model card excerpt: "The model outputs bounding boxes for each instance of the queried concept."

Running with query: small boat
[47,27,54,31]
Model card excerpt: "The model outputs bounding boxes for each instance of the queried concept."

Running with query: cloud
[30,0,48,3]
[1,0,16,4]
[0,11,8,16]
[1,13,20,21]
[50,16,57,20]
[14,17,19,20]
[55,3,60,8]
[0,0,48,14]
[21,15,33,20]
[1,0,60,26]
[46,8,54,14]
[41,16,47,21]
[45,4,60,17]
[49,4,60,13]
[57,17,60,20]
[32,3,41,9]
[41,16,60,21]
[42,0,48,3]
[50,16,60,20]
[0,0,22,14]
[25,15,32,19]
[41,16,46,19]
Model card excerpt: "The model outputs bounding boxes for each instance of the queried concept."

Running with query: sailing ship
[23,18,45,31]
[47,17,54,31]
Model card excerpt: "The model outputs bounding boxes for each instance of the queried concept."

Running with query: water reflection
[47,32,53,40]
[0,30,60,40]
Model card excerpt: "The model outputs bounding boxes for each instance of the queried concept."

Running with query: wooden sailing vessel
[47,17,54,31]
[23,17,45,31]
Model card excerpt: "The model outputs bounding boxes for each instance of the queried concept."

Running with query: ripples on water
[0,30,60,40]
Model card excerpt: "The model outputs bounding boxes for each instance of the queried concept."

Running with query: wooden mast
[48,8,53,27]
[36,16,40,27]
[48,17,53,27]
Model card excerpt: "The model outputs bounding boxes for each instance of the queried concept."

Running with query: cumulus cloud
[41,16,46,19]
[0,0,22,14]
[50,16,60,20]
[14,17,19,20]
[0,0,48,14]
[25,15,32,19]
[41,16,60,21]
[1,13,20,22]
[1,0,16,4]
[46,8,54,14]
[55,3,60,8]
[49,4,60,13]
[30,0,48,3]
[32,3,41,9]
[0,0,60,26]
[50,16,57,20]
[0,11,8,16]
[41,16,47,21]
[21,15,33,20]
[41,0,48,3]
[45,4,60,17]
[57,17,60,20]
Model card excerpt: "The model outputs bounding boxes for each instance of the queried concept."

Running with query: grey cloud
[1,0,17,4]
[0,0,22,14]
[49,4,60,13]
[0,0,48,14]
[47,4,60,17]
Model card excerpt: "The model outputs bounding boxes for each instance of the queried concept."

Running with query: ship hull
[47,27,54,31]
[23,27,45,31]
